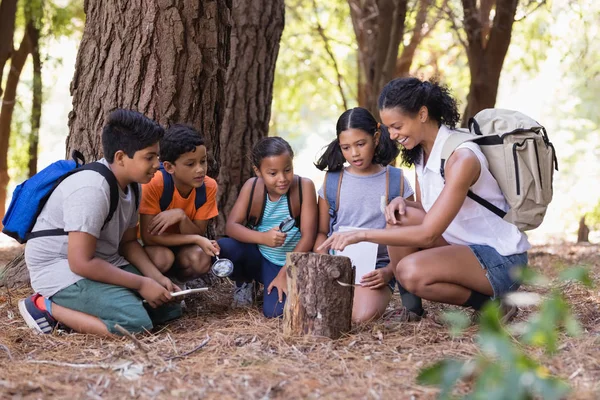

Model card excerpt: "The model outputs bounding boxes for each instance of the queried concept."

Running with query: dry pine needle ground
[0,243,599,399]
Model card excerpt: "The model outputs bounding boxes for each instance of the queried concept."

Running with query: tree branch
[514,0,547,22]
[442,2,468,50]
[396,0,431,77]
[311,0,348,110]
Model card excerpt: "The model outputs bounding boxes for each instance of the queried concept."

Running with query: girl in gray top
[314,107,417,323]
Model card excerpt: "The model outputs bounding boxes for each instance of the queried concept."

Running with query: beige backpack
[440,109,558,231]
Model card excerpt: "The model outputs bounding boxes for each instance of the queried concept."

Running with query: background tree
[215,0,285,233]
[443,0,546,122]
[65,0,232,176]
[348,0,409,116]
[0,0,18,97]
[0,3,33,223]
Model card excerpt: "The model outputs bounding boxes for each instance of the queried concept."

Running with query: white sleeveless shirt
[415,125,530,256]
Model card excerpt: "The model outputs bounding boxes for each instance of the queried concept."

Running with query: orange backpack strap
[246,177,267,228]
[287,175,303,226]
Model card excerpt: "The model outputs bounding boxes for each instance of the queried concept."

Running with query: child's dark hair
[102,109,164,163]
[314,107,399,172]
[251,137,294,169]
[378,78,460,166]
[160,124,205,164]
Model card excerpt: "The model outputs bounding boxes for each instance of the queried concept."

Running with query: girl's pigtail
[314,139,345,172]
[372,124,400,166]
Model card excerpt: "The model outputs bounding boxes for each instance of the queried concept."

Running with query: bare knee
[396,256,426,295]
[352,287,391,324]
[177,247,211,277]
[146,247,175,273]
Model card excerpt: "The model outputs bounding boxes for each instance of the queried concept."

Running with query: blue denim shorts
[375,258,396,292]
[469,244,528,299]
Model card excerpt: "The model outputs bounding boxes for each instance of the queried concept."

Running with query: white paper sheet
[332,226,378,285]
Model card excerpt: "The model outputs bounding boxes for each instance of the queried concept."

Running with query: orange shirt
[140,171,219,224]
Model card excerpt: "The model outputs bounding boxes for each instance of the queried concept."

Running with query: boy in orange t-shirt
[139,125,219,281]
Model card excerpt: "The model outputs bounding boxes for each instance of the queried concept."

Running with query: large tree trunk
[349,0,409,116]
[283,253,355,339]
[0,0,18,98]
[215,0,284,235]
[0,31,31,224]
[461,0,518,124]
[65,0,232,175]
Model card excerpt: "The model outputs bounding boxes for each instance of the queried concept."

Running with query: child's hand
[262,227,287,247]
[197,237,219,257]
[267,268,288,303]
[138,277,172,308]
[360,266,394,289]
[148,209,186,235]
[385,197,407,225]
[157,275,181,293]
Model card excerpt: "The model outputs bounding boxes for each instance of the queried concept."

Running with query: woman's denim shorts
[469,244,528,299]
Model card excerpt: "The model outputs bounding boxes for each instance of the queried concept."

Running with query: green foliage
[7,0,84,185]
[272,0,357,149]
[417,266,593,399]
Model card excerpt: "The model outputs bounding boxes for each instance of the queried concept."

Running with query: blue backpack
[157,163,207,211]
[324,165,405,235]
[2,151,139,244]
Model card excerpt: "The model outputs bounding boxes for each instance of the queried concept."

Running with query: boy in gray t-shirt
[19,110,181,336]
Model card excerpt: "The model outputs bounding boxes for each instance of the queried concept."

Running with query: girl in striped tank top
[218,137,318,318]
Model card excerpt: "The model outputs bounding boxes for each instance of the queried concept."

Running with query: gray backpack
[440,109,558,231]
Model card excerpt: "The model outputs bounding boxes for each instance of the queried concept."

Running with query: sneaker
[383,307,427,322]
[232,282,254,307]
[18,294,57,334]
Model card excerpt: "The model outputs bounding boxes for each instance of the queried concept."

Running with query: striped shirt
[256,194,301,266]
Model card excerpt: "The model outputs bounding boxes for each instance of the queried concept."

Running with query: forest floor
[0,237,599,399]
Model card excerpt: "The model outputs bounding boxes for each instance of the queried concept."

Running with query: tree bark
[0,0,18,98]
[215,0,284,235]
[283,252,355,339]
[28,18,42,177]
[66,0,232,175]
[0,251,28,288]
[0,31,31,223]
[461,0,518,124]
[349,0,409,116]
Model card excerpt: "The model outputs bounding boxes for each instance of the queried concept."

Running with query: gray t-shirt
[318,167,414,261]
[24,158,139,297]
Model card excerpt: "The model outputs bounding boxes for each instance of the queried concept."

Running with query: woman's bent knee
[396,257,425,294]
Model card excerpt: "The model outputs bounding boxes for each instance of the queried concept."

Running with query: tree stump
[283,252,355,339]
[577,216,590,243]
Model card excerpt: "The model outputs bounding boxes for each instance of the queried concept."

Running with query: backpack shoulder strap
[287,175,303,226]
[324,170,343,213]
[439,130,475,180]
[386,166,404,203]
[158,164,174,211]
[246,177,267,227]
[194,185,207,210]
[440,130,506,219]
[79,162,119,229]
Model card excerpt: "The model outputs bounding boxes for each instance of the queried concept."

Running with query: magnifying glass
[279,216,296,233]
[211,256,234,277]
